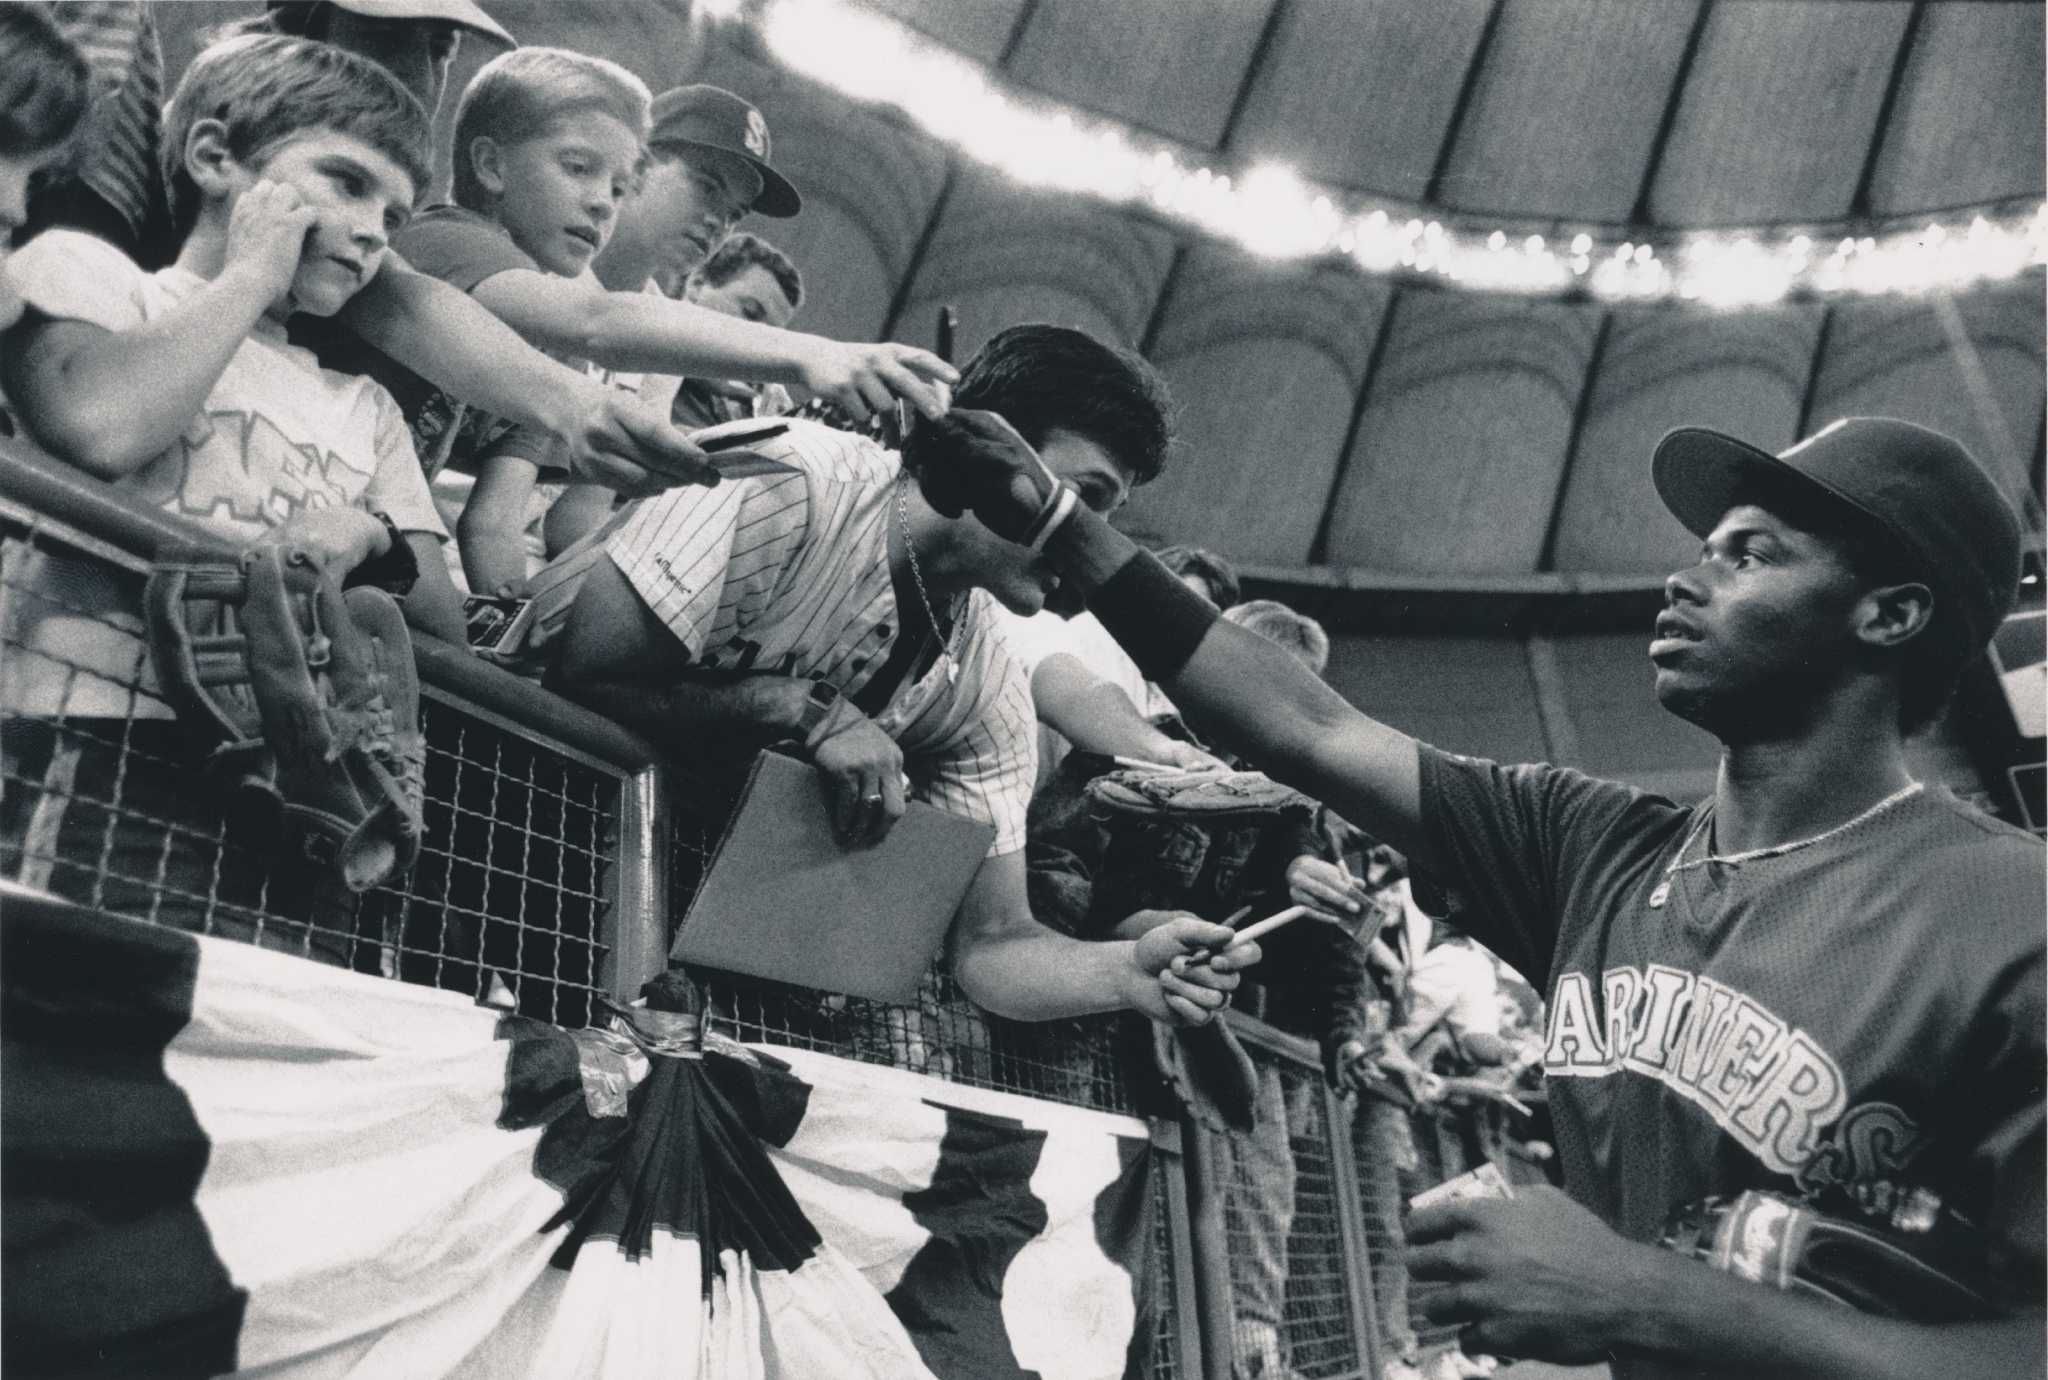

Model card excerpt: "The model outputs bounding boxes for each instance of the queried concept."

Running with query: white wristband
[1026,484,1080,552]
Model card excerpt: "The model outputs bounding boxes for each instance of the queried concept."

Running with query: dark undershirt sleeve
[1416,744,1664,986]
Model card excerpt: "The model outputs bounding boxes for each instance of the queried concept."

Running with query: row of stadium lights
[708,0,2048,308]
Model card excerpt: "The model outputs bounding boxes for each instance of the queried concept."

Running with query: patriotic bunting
[2,891,1159,1379]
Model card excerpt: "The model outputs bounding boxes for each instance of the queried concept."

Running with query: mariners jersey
[523,420,1037,856]
[1418,747,2044,1373]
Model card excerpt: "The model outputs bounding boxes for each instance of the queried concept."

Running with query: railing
[0,437,1203,1374]
[0,437,1529,1380]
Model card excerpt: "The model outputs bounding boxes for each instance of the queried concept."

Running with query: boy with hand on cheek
[3,33,463,641]
[0,35,463,958]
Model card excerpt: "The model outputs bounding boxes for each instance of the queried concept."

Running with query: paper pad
[671,752,995,1002]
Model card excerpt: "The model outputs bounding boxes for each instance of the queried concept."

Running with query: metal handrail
[0,437,657,773]
[0,435,674,1002]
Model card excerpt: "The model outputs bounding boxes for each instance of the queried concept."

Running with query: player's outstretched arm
[915,409,1429,862]
[948,851,1259,1025]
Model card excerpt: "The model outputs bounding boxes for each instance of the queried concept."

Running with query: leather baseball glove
[144,542,425,892]
[1659,1188,2006,1324]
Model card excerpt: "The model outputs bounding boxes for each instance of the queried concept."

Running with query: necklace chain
[897,479,964,666]
[1664,781,1924,878]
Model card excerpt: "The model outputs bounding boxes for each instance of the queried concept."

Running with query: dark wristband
[1089,550,1220,681]
[343,512,419,597]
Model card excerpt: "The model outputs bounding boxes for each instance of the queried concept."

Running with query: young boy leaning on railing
[0,34,461,962]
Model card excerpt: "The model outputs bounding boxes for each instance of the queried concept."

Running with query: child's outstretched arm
[2,182,313,478]
[461,267,956,422]
[342,261,717,497]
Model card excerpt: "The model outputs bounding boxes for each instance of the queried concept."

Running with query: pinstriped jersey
[524,420,1038,856]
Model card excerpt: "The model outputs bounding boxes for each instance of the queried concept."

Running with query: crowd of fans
[0,0,1543,1341]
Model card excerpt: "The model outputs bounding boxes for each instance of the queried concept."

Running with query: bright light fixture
[733,0,2047,306]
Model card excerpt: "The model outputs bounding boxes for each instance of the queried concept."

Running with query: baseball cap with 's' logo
[648,84,802,218]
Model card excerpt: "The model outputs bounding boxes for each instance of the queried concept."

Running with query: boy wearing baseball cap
[922,410,2044,1377]
[596,84,800,298]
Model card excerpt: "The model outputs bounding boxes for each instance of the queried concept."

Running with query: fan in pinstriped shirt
[521,325,1261,1028]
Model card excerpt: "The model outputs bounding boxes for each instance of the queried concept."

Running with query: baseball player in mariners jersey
[522,324,1258,1027]
[922,410,2044,1377]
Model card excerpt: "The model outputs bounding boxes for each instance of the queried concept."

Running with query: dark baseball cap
[1652,416,2024,660]
[648,85,800,218]
[290,0,515,48]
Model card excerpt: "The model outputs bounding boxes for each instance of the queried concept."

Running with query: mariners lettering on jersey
[1543,964,1848,1176]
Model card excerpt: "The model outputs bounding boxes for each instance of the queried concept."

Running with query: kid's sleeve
[388,212,537,295]
[4,230,150,332]
[362,386,450,541]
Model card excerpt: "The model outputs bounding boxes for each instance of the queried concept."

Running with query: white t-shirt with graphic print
[1,230,448,719]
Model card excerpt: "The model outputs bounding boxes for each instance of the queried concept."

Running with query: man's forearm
[1043,510,1426,856]
[1034,658,1181,762]
[952,927,1143,1022]
[1626,1244,2042,1379]
[578,291,825,382]
[559,672,806,757]
[345,264,591,439]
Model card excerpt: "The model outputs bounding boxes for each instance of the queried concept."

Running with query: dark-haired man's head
[902,324,1175,617]
[685,232,801,327]
[942,324,1175,494]
[0,6,89,254]
[1652,417,2020,742]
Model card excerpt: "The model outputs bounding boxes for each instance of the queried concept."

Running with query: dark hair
[695,231,802,310]
[0,7,90,160]
[949,324,1175,486]
[1731,474,1962,734]
[162,34,432,237]
[1154,544,1241,609]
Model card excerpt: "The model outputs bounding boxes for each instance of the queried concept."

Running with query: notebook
[670,751,995,1002]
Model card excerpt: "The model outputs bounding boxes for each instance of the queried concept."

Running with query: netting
[667,771,1147,1114]
[1216,1027,1375,1380]
[1,509,630,1028]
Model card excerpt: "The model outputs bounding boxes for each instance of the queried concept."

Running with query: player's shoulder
[1908,787,2044,933]
[1918,786,2043,860]
[729,418,898,489]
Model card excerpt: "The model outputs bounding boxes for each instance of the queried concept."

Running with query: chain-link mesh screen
[668,770,1145,1115]
[1399,1104,1485,1358]
[1349,1093,1421,1372]
[1218,1035,1371,1380]
[2,513,627,1027]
